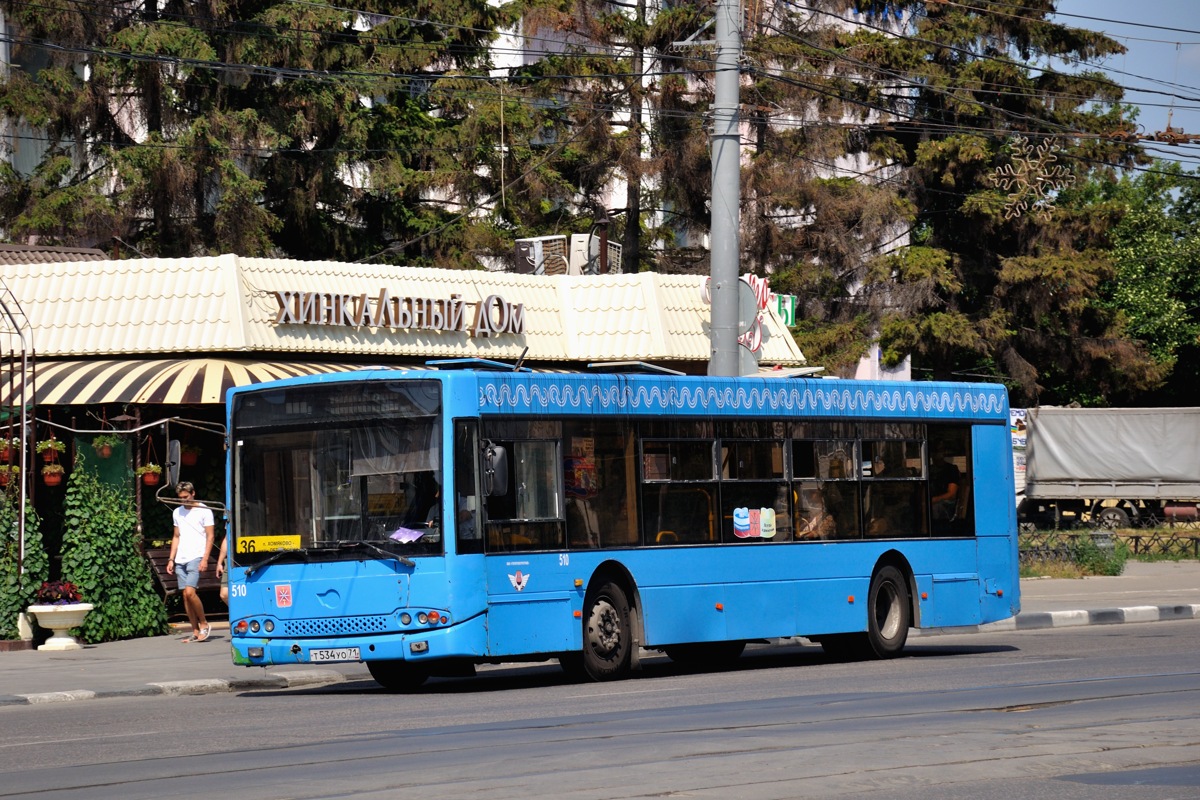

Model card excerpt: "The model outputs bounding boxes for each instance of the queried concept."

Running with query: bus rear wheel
[819,565,910,660]
[578,580,632,681]
[368,659,429,692]
[865,565,910,658]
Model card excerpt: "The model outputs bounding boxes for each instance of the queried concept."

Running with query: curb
[3,607,1198,706]
[0,668,355,707]
[980,603,1200,633]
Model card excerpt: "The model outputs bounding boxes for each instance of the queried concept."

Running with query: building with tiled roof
[0,254,806,407]
[0,243,108,265]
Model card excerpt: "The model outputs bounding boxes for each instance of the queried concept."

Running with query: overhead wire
[1,0,1195,194]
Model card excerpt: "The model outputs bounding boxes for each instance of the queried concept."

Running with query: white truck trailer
[1017,406,1200,528]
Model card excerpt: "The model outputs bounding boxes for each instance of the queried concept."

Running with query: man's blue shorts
[175,558,203,589]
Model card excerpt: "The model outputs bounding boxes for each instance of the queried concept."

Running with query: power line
[784,0,1200,103]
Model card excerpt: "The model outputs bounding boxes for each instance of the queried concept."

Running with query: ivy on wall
[60,457,167,642]
[0,495,48,640]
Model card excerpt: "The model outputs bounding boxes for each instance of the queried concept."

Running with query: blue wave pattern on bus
[478,378,1007,419]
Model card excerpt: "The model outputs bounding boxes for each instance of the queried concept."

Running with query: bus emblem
[276,585,293,607]
[508,571,530,591]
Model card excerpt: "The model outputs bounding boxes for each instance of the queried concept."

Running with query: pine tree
[0,0,518,262]
[721,1,1164,404]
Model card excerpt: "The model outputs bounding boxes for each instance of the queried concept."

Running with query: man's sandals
[181,626,211,643]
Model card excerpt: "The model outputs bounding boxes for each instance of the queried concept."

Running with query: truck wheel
[1097,507,1131,529]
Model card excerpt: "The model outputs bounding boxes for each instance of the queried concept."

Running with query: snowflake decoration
[988,135,1076,221]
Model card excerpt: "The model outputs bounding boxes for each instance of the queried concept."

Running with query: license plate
[309,647,360,662]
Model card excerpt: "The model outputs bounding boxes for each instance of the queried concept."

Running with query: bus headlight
[264,620,275,633]
[400,613,412,625]
[249,620,260,633]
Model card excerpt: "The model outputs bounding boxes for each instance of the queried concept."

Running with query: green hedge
[60,456,167,642]
[0,494,48,640]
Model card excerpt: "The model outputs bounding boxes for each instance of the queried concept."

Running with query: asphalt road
[2,621,1198,800]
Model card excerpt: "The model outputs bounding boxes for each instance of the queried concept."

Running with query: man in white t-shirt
[167,481,215,642]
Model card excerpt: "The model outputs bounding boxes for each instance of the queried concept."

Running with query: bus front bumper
[231,613,488,667]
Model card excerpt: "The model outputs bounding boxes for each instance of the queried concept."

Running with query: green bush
[60,457,167,642]
[1073,531,1128,577]
[0,495,48,639]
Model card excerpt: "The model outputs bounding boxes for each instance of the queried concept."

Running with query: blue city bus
[226,362,1018,689]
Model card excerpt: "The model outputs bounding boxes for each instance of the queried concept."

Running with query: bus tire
[664,641,746,667]
[579,580,633,681]
[818,565,910,660]
[367,659,429,692]
[865,565,910,658]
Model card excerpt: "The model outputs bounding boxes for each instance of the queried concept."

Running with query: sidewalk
[2,562,1198,706]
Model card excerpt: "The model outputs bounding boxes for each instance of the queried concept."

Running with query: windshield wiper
[245,548,311,577]
[333,540,416,567]
[243,541,416,577]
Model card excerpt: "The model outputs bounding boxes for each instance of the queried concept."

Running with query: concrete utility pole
[707,0,742,377]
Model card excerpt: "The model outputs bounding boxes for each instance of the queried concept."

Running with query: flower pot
[181,451,198,466]
[141,472,160,486]
[96,445,112,459]
[0,473,9,486]
[0,446,10,462]
[42,451,56,463]
[27,603,93,651]
[43,472,62,487]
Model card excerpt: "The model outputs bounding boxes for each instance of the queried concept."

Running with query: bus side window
[719,439,790,542]
[482,438,564,552]
[563,422,637,549]
[794,439,861,539]
[929,427,973,537]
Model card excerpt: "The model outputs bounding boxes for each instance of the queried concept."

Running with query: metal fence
[1019,530,1200,564]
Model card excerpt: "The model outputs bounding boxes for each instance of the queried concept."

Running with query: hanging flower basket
[42,463,65,487]
[92,434,122,459]
[0,465,17,486]
[137,463,162,486]
[180,445,201,466]
[36,438,66,463]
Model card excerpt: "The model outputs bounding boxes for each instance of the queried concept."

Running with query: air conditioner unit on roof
[513,235,568,274]
[569,234,622,274]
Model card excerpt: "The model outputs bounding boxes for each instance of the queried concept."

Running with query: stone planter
[27,603,94,651]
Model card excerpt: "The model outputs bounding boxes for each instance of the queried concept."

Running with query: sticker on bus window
[733,508,777,539]
[275,584,292,608]
[239,535,302,554]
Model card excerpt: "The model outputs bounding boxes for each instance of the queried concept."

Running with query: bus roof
[227,368,1010,423]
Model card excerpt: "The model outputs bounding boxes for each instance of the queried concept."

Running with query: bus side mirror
[482,441,508,496]
[167,439,182,487]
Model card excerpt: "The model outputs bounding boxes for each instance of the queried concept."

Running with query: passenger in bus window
[866,444,911,537]
[930,444,962,522]
[403,471,440,528]
[796,486,836,540]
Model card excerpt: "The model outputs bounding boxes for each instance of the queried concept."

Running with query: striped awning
[0,359,362,406]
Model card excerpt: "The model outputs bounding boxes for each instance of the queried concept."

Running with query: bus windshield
[231,380,443,565]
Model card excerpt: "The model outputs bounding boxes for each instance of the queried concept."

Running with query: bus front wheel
[577,580,633,681]
[368,659,429,692]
